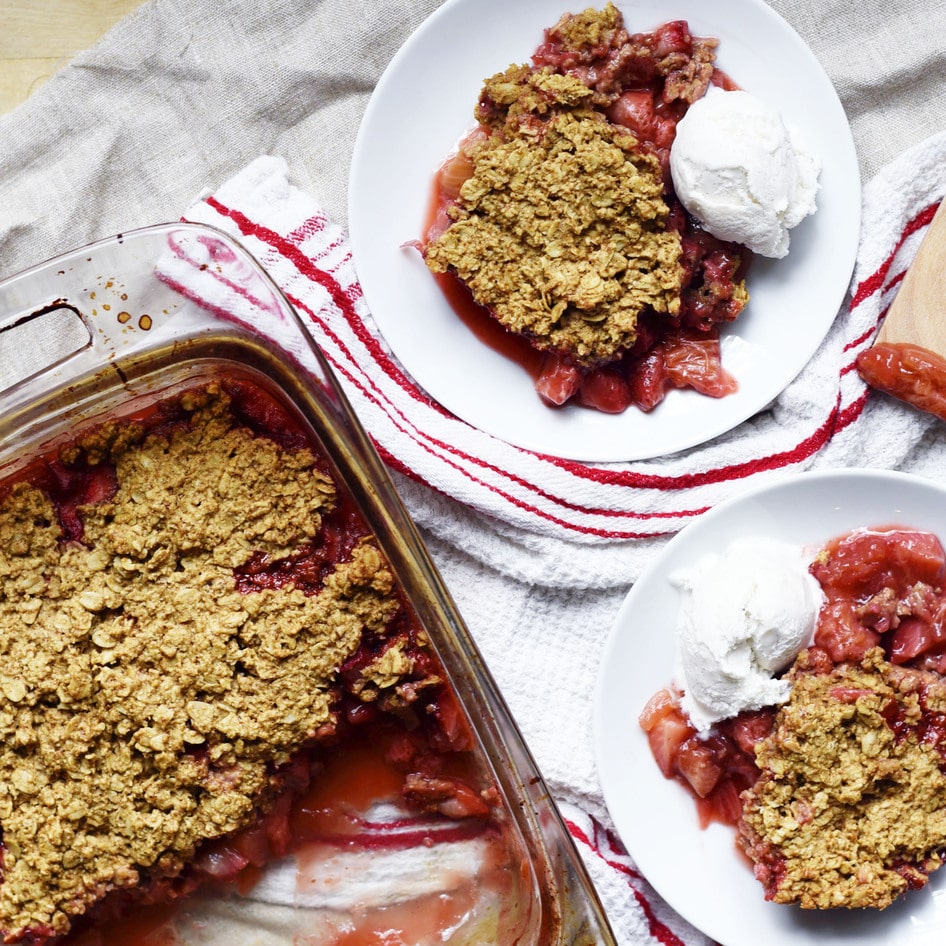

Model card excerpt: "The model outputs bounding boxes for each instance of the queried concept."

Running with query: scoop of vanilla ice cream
[669,87,820,258]
[672,535,823,732]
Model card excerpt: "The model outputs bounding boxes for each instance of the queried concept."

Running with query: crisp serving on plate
[418,3,819,415]
[641,525,946,910]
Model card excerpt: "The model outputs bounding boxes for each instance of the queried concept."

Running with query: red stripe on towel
[850,201,938,308]
[566,816,692,946]
[191,191,897,533]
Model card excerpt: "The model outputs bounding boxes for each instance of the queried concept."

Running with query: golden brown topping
[426,68,682,366]
[739,648,946,909]
[548,1,622,50]
[59,417,146,467]
[0,388,404,938]
[357,641,416,696]
[475,66,597,132]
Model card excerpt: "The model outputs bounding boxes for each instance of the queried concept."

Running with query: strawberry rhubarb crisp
[0,382,499,944]
[421,3,750,413]
[641,526,946,910]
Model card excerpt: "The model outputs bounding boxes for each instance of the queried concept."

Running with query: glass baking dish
[0,222,616,946]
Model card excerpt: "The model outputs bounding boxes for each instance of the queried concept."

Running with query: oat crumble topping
[549,1,621,51]
[0,386,405,939]
[739,648,946,909]
[424,24,683,367]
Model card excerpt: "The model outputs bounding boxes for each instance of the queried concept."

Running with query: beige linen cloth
[3,1,946,944]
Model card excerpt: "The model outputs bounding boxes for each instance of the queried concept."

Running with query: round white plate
[348,0,861,462]
[595,469,946,946]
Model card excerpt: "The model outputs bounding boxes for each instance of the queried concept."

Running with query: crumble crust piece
[425,48,682,367]
[738,647,946,909]
[547,1,622,52]
[542,2,717,103]
[0,386,406,940]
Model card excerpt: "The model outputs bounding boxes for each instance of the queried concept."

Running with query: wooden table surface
[0,0,144,114]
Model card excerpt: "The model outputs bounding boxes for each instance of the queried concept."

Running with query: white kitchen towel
[182,145,946,591]
[176,138,946,946]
